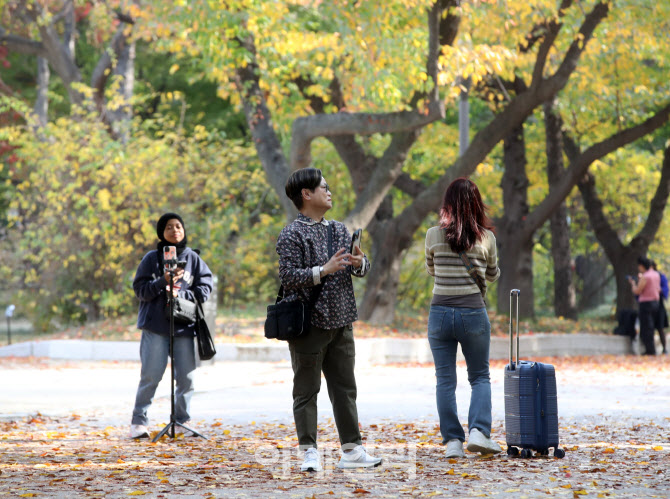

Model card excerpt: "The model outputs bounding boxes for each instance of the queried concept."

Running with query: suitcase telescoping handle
[509,289,521,369]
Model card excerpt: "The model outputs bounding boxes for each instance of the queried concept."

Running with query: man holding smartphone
[276,167,380,472]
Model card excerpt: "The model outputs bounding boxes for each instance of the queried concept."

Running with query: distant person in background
[650,260,668,354]
[628,256,660,356]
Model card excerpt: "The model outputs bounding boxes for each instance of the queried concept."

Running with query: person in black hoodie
[129,213,213,439]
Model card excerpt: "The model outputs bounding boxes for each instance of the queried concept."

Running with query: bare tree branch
[344,129,423,230]
[394,173,428,198]
[91,25,129,103]
[525,102,670,236]
[393,0,611,239]
[634,143,670,244]
[544,1,610,95]
[438,0,460,47]
[530,0,573,87]
[233,35,296,219]
[290,101,445,170]
[577,171,624,254]
[0,28,46,57]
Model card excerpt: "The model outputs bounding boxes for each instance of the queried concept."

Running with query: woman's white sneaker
[130,424,149,439]
[445,439,465,458]
[467,428,502,455]
[300,448,322,472]
[337,445,382,469]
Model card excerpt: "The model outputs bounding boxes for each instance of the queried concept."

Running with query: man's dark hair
[638,256,652,270]
[285,167,323,210]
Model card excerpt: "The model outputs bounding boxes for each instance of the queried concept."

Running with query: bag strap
[458,251,487,299]
[276,223,334,305]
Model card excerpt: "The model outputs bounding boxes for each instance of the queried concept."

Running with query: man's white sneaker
[445,439,465,458]
[300,448,322,472]
[337,445,382,469]
[467,428,502,455]
[130,424,149,439]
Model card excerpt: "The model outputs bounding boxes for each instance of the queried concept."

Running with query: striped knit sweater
[425,226,500,297]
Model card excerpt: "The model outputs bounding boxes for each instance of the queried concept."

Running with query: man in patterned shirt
[276,167,382,472]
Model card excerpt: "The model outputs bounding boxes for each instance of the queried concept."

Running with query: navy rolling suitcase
[504,289,565,458]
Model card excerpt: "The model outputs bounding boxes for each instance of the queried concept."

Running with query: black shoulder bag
[458,251,487,302]
[265,224,333,341]
[195,300,216,360]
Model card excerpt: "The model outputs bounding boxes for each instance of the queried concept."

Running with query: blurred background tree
[0,0,669,331]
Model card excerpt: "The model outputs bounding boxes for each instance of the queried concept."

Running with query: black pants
[639,301,659,355]
[653,299,668,352]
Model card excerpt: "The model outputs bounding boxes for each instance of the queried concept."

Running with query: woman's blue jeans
[131,330,196,426]
[428,305,492,443]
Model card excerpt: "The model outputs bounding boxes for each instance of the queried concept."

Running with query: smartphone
[350,229,362,254]
[163,246,177,271]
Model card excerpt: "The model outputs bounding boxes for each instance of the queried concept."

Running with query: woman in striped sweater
[425,178,502,458]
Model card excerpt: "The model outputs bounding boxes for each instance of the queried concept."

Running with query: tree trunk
[34,57,49,127]
[574,254,611,311]
[496,233,535,317]
[357,232,404,324]
[496,122,535,318]
[610,248,640,312]
[108,38,135,143]
[233,36,295,220]
[544,99,577,319]
[358,197,413,324]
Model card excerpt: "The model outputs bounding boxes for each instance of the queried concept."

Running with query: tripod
[153,267,206,442]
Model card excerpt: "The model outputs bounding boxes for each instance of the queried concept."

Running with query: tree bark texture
[232,37,296,220]
[574,253,612,311]
[496,123,536,318]
[34,57,49,127]
[356,219,404,324]
[108,37,136,144]
[544,99,577,319]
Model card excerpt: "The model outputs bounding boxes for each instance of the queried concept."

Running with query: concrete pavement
[1,357,668,430]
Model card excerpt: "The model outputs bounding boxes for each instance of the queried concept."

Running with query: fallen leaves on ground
[1,414,667,498]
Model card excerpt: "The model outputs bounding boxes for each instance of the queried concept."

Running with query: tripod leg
[152,421,175,442]
[175,421,207,440]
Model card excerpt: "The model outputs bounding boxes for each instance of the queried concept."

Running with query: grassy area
[0,305,615,347]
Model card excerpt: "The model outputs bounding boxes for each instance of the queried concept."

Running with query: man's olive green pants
[288,324,362,450]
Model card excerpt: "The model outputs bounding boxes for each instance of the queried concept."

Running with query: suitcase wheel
[520,448,533,459]
[506,446,519,457]
[553,448,565,459]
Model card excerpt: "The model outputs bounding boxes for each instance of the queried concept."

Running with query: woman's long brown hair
[440,177,494,253]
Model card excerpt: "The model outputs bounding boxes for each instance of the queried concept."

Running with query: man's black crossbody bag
[264,224,333,341]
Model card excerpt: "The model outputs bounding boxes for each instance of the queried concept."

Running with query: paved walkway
[2,358,668,429]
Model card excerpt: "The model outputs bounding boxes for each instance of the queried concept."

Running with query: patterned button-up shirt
[276,213,370,330]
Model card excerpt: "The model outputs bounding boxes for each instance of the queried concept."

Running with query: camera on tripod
[163,246,186,273]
